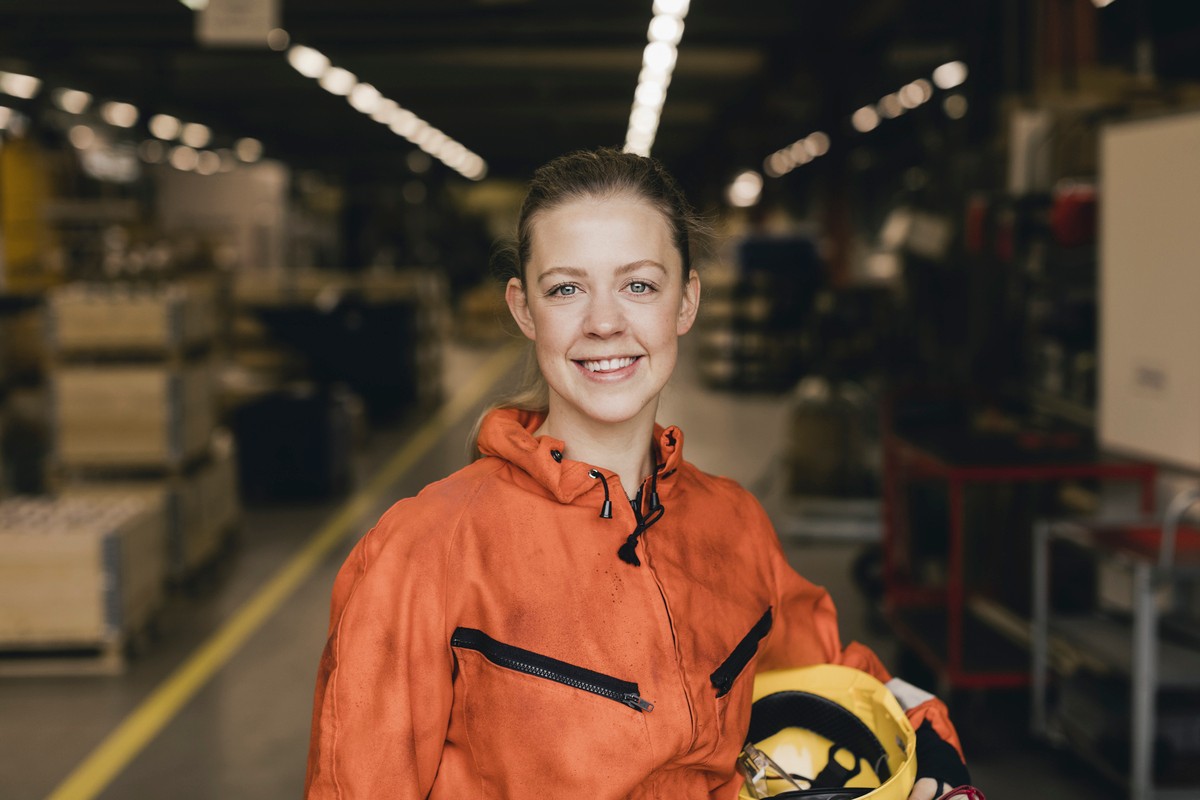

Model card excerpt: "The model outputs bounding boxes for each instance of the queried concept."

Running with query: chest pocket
[452,627,654,710]
[710,607,773,697]
[710,607,773,744]
[450,627,654,798]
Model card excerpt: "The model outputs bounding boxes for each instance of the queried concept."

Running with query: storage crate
[51,358,216,469]
[0,493,166,671]
[231,386,353,501]
[67,431,240,581]
[48,279,216,357]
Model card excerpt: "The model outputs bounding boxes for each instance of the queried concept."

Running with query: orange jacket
[306,407,961,799]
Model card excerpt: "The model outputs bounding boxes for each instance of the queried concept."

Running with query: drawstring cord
[648,464,662,512]
[618,502,663,566]
[588,469,614,519]
[617,464,665,567]
[581,450,668,566]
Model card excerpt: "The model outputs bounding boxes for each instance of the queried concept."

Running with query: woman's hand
[909,780,987,800]
[910,721,971,799]
[907,777,951,800]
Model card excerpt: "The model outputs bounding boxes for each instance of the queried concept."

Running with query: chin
[556,390,658,428]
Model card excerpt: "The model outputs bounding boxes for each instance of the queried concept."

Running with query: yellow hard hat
[738,664,916,800]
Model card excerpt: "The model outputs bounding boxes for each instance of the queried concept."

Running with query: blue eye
[549,284,577,297]
[629,282,650,294]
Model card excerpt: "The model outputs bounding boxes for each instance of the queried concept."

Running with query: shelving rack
[1031,495,1200,800]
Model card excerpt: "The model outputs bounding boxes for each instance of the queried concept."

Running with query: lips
[577,356,640,373]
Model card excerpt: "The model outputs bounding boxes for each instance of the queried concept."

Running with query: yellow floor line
[45,342,523,800]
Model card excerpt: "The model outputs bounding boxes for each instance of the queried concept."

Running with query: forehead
[527,194,680,270]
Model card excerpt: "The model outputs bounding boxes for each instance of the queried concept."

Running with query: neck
[537,400,658,501]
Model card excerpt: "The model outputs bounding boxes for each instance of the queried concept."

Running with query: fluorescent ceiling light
[634,82,666,108]
[852,106,880,132]
[803,131,830,157]
[630,106,660,134]
[877,93,903,119]
[625,2,687,156]
[727,170,763,207]
[280,44,488,181]
[652,0,689,16]
[0,71,42,100]
[149,114,182,140]
[68,124,95,149]
[53,88,92,114]
[181,122,212,148]
[196,150,222,176]
[648,15,684,45]
[643,42,677,73]
[101,101,139,128]
[932,61,968,90]
[235,137,263,163]
[318,67,356,96]
[170,145,199,171]
[370,98,399,123]
[349,83,383,114]
[288,45,331,79]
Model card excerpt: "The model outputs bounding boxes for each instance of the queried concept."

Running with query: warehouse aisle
[1,339,1120,800]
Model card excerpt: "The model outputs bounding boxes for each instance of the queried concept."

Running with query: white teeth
[583,356,636,372]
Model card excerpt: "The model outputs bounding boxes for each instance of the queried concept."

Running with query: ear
[676,269,700,335]
[505,277,537,340]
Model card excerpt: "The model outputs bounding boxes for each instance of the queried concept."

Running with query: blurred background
[1,1,1200,798]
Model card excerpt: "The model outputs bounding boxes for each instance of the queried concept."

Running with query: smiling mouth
[577,356,641,373]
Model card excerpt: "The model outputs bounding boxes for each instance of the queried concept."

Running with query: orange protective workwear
[305,407,962,799]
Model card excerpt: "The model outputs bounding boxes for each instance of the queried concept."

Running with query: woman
[305,148,970,799]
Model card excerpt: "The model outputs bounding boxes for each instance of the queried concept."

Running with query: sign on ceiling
[196,0,281,48]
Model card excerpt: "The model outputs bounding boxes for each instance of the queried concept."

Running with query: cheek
[530,309,574,356]
[653,308,684,347]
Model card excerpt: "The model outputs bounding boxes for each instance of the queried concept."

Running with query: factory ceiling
[0,1,1196,197]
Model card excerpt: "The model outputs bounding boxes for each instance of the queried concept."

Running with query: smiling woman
[503,193,699,480]
[304,147,971,800]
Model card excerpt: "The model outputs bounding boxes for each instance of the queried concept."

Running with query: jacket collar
[476,407,684,504]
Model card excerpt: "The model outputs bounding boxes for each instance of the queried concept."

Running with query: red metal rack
[881,429,1157,691]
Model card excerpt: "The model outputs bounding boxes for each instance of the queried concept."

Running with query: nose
[583,291,626,338]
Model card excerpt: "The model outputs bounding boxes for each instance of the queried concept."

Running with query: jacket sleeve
[752,500,966,761]
[305,509,455,799]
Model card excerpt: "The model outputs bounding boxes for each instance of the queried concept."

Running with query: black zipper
[710,607,773,698]
[451,627,654,712]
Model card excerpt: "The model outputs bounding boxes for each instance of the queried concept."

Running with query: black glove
[914,720,970,790]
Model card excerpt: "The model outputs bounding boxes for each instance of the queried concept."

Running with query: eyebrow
[535,260,668,282]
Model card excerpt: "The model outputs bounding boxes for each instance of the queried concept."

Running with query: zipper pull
[623,693,655,712]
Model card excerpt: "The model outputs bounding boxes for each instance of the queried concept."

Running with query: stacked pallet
[62,431,240,583]
[696,236,823,392]
[46,278,241,582]
[0,492,167,675]
[359,268,449,408]
[697,270,806,392]
[231,266,449,416]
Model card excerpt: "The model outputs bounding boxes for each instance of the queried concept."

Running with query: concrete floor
[0,338,1127,800]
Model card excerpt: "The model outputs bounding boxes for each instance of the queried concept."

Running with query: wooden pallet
[0,612,160,677]
[60,431,241,582]
[47,278,218,358]
[0,492,168,675]
[50,356,217,471]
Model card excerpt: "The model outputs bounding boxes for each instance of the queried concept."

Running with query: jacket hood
[476,407,685,506]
